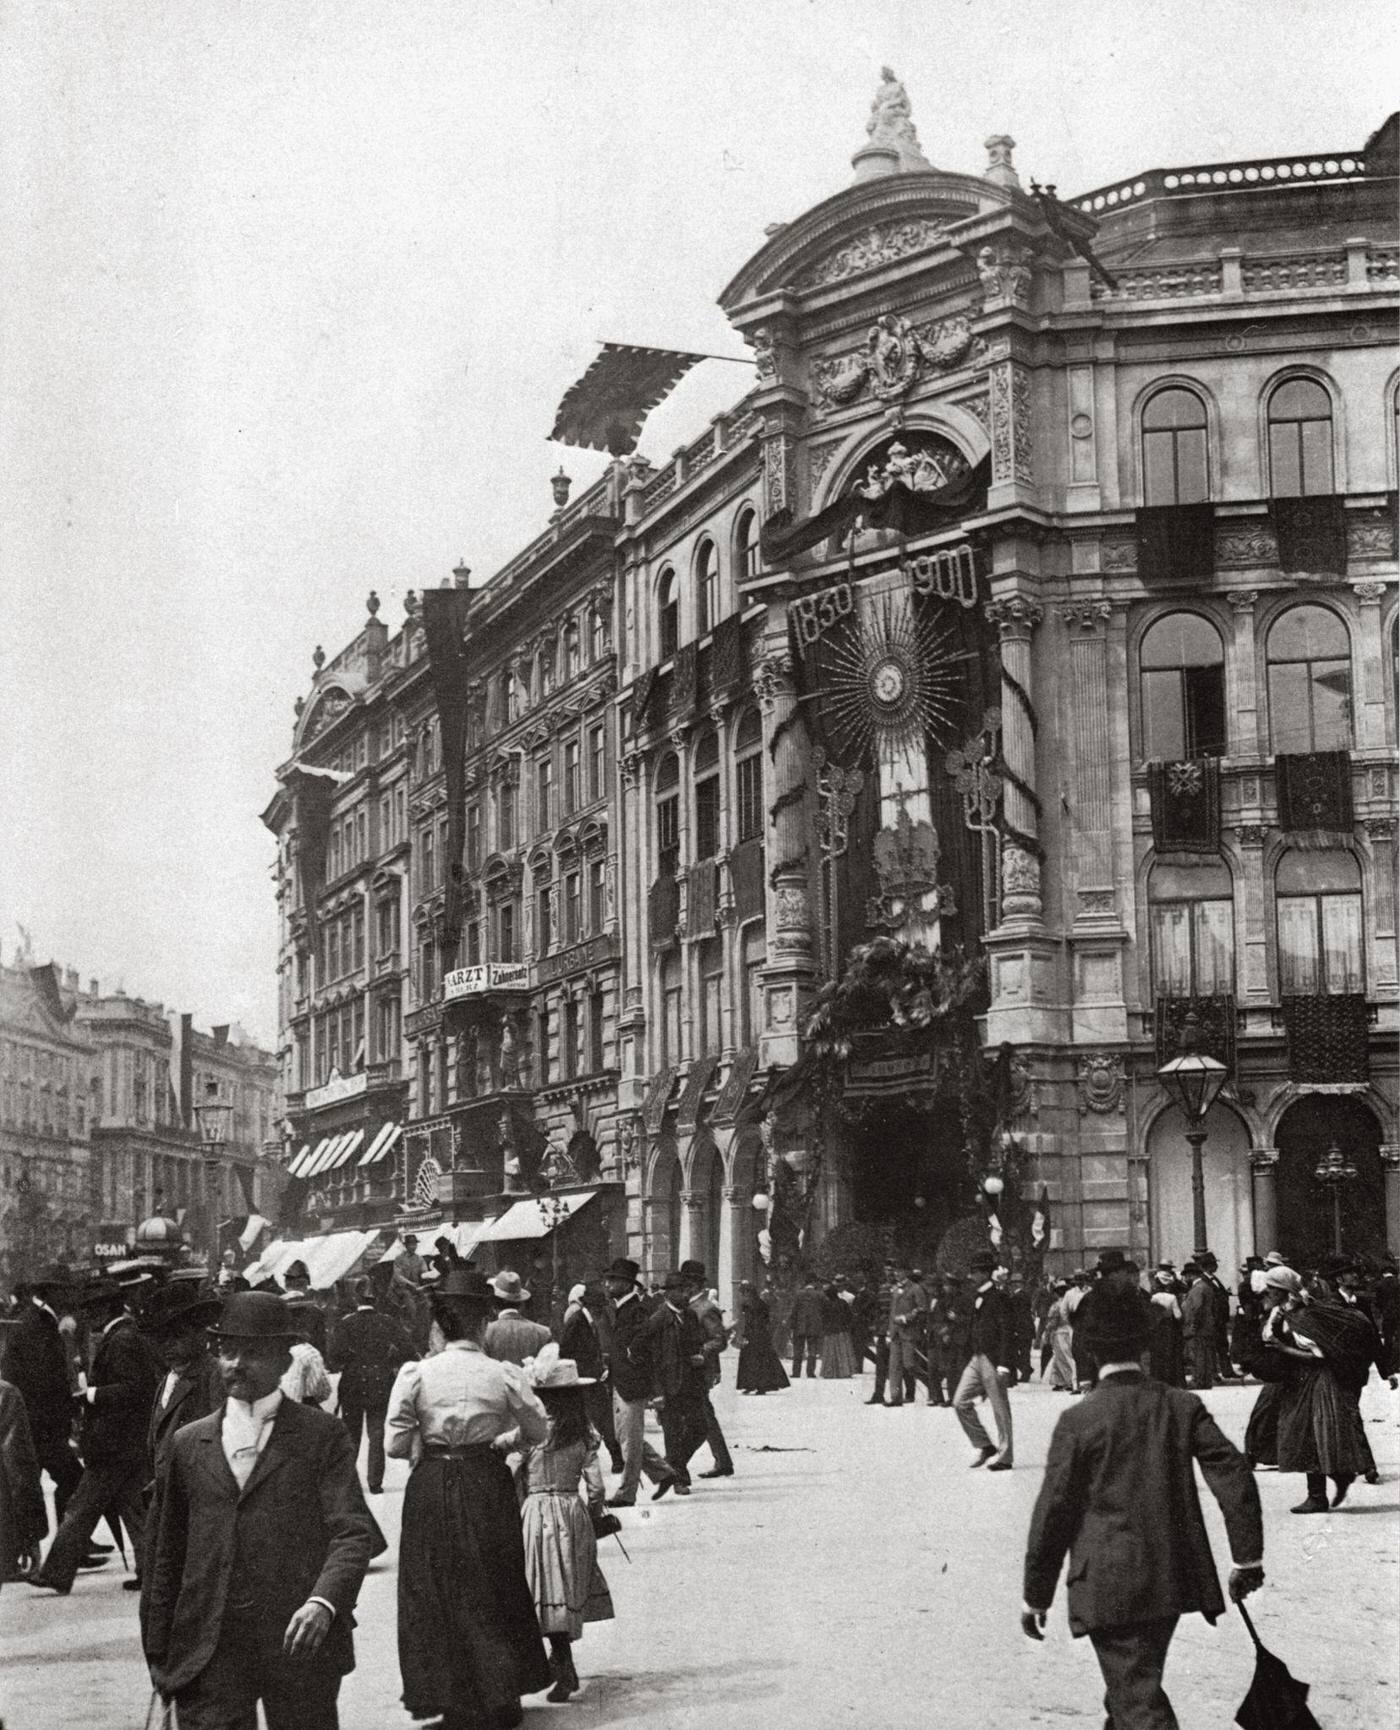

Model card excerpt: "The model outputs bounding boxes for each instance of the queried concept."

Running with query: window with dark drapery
[1148,758,1222,852]
[1279,994,1371,1083]
[1275,849,1364,995]
[1154,993,1236,1075]
[1134,503,1217,583]
[670,641,698,723]
[711,613,750,702]
[1270,495,1348,576]
[648,873,680,947]
[1276,751,1354,831]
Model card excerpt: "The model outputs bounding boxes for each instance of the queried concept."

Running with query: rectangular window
[589,858,607,933]
[537,885,554,953]
[356,808,367,863]
[1278,894,1364,994]
[695,777,720,860]
[589,990,605,1073]
[327,1013,341,1078]
[564,739,581,815]
[466,920,481,965]
[662,973,683,1069]
[437,817,450,887]
[421,826,436,896]
[736,756,763,842]
[657,794,680,879]
[741,926,766,1046]
[563,998,579,1080]
[536,756,553,833]
[395,785,406,845]
[699,941,724,1054]
[379,793,391,850]
[498,782,516,852]
[589,725,606,802]
[498,901,516,963]
[565,872,582,945]
[537,1009,551,1086]
[352,904,365,971]
[376,898,398,958]
[466,804,481,869]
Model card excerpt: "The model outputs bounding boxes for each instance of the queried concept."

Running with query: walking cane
[612,1532,631,1563]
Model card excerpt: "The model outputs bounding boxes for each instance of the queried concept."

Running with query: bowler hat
[32,1262,75,1295]
[140,1283,223,1335]
[1096,1249,1129,1274]
[75,1279,126,1311]
[208,1291,301,1341]
[490,1270,531,1305]
[606,1257,640,1283]
[662,1270,691,1292]
[1079,1288,1153,1360]
[679,1260,708,1285]
[438,1268,495,1304]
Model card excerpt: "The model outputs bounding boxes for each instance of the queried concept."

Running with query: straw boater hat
[490,1270,531,1306]
[524,1343,595,1389]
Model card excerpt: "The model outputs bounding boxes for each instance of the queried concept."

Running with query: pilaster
[755,642,816,1068]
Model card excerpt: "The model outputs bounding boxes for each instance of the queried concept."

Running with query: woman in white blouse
[385,1267,553,1730]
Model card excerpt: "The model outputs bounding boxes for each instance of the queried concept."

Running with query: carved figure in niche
[499,1109,525,1192]
[976,244,1034,304]
[498,1014,521,1090]
[456,1027,478,1100]
[866,67,933,170]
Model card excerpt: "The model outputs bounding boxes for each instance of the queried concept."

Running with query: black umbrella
[1235,1602,1323,1730]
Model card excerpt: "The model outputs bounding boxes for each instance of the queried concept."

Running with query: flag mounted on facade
[549,342,744,456]
[1031,1185,1049,1249]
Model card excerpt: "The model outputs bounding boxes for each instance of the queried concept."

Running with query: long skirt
[1245,1380,1284,1467]
[736,1335,790,1393]
[521,1489,614,1639]
[820,1331,856,1378]
[1148,1315,1185,1388]
[1276,1365,1375,1478]
[1048,1326,1076,1390]
[398,1446,552,1725]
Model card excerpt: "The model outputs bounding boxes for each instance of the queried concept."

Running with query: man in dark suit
[1180,1262,1216,1389]
[559,1282,623,1474]
[325,1277,415,1495]
[641,1272,711,1494]
[31,1279,160,1594]
[141,1283,226,1484]
[143,1290,374,1730]
[953,1251,1016,1468]
[1022,1287,1264,1729]
[1,1267,83,1525]
[602,1258,674,1506]
[681,1260,735,1480]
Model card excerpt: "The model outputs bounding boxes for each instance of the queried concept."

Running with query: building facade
[267,84,1399,1311]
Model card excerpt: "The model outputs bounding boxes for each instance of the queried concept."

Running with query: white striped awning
[288,1140,324,1179]
[358,1122,402,1167]
[477,1190,600,1242]
[323,1129,365,1172]
[305,1132,351,1178]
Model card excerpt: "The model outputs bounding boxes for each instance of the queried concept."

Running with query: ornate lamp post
[1156,1012,1228,1260]
[1312,1141,1358,1256]
[193,1079,234,1271]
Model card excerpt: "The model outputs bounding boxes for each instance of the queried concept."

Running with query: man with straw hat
[142,1291,373,1729]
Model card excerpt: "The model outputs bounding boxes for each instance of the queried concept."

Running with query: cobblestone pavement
[1,1368,1396,1728]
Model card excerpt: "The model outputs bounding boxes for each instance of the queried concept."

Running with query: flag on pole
[549,342,744,455]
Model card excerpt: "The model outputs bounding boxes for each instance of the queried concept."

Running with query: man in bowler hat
[640,1273,711,1494]
[680,1260,735,1479]
[1022,1286,1264,1729]
[601,1258,676,1505]
[952,1251,1016,1468]
[142,1290,374,1729]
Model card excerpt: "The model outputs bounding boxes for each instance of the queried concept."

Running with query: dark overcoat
[1,1303,73,1446]
[142,1398,373,1695]
[82,1317,162,1466]
[146,1352,226,1482]
[1023,1372,1262,1636]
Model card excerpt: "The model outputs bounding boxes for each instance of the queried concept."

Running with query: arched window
[695,540,719,636]
[697,937,723,1053]
[1267,605,1351,752]
[1140,612,1226,759]
[590,601,609,661]
[1142,387,1209,505]
[1276,848,1363,994]
[1149,859,1234,997]
[693,726,720,859]
[735,507,760,583]
[657,569,679,662]
[659,950,682,1067]
[655,752,680,878]
[1268,378,1334,497]
[734,706,764,843]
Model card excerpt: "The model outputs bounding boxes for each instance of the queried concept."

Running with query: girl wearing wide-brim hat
[386,1267,553,1730]
[517,1344,615,1702]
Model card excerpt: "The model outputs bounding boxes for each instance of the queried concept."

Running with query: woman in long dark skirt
[386,1268,553,1730]
[1263,1267,1377,1513]
[735,1281,789,1395]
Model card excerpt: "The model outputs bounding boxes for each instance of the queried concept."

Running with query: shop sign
[93,1237,133,1260]
[305,1068,368,1110]
[846,1050,937,1097]
[535,932,618,985]
[443,963,530,1001]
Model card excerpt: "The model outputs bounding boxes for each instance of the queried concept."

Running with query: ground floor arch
[1274,1095,1386,1265]
[1146,1100,1253,1273]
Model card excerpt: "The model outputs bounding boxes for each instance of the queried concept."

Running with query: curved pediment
[719,173,1011,313]
[294,682,357,750]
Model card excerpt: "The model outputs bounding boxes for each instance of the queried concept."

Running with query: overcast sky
[2,0,1393,1045]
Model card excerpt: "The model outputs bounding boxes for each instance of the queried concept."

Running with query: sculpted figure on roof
[867,67,933,171]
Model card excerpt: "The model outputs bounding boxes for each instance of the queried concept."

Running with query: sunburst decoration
[814,589,973,764]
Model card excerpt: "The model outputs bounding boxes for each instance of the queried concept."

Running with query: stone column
[1062,602,1115,910]
[1365,818,1398,992]
[986,597,1044,923]
[1382,1145,1400,1256]
[1353,582,1389,750]
[1250,1146,1279,1256]
[1235,825,1271,999]
[679,1187,703,1265]
[670,728,695,1061]
[718,1182,745,1320]
[755,647,815,1067]
[1227,591,1261,756]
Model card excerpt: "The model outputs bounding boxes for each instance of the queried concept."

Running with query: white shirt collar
[226,1387,283,1426]
[35,1298,58,1322]
[1097,1361,1145,1378]
[103,1311,129,1335]
[615,1290,637,1308]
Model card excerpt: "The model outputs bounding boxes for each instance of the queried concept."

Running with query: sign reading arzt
[443,963,530,1001]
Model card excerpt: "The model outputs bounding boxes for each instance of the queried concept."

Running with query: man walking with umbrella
[1021,1285,1264,1728]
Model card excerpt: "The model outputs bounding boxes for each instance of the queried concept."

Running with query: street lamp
[1156,1011,1228,1260]
[193,1079,234,1269]
[1312,1141,1358,1256]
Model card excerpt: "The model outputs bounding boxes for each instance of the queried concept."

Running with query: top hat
[439,1268,496,1304]
[605,1257,640,1283]
[525,1343,595,1389]
[140,1283,223,1335]
[489,1270,531,1305]
[32,1262,76,1294]
[208,1291,302,1341]
[1079,1289,1153,1360]
[679,1260,707,1285]
[662,1270,692,1293]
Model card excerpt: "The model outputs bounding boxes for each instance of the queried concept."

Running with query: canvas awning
[243,1229,381,1289]
[286,1142,316,1178]
[359,1122,402,1167]
[378,1217,489,1260]
[477,1190,600,1242]
[323,1129,365,1172]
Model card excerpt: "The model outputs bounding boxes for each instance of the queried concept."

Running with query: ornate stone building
[266,81,1398,1307]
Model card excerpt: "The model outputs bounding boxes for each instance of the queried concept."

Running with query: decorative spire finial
[366,589,380,618]
[984,134,1020,189]
[312,644,325,673]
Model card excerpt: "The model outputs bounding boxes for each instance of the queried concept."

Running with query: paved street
[1,1368,1396,1729]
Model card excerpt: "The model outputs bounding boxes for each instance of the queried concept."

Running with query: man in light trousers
[953,1251,1016,1469]
[601,1259,676,1506]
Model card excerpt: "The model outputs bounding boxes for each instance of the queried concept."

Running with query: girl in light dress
[519,1345,616,1702]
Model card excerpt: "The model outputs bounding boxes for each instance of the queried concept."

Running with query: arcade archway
[1275,1096,1385,1264]
[1146,1100,1253,1272]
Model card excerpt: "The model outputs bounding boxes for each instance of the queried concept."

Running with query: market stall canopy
[378,1218,489,1261]
[477,1190,600,1242]
[549,342,749,455]
[243,1229,380,1288]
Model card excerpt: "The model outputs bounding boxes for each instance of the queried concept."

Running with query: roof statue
[864,67,933,173]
